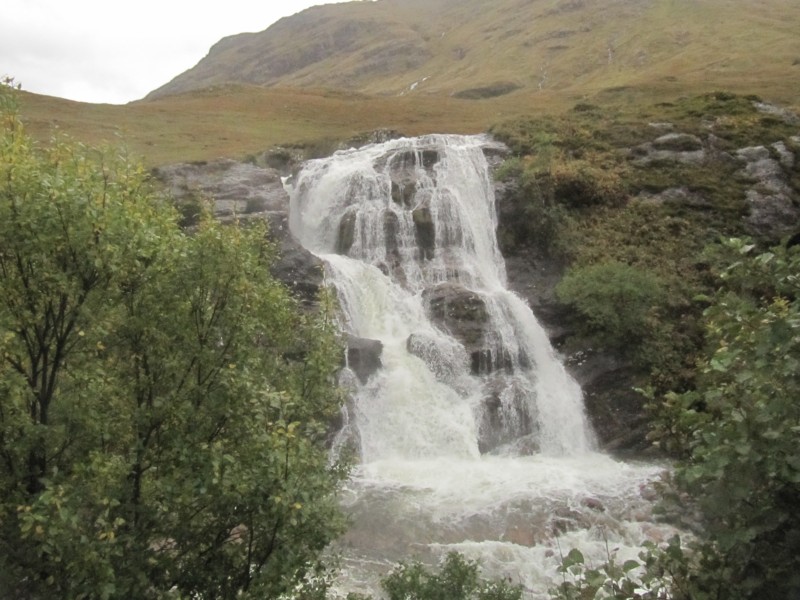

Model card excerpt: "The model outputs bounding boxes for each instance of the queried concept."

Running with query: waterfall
[291,134,593,458]
[289,135,675,597]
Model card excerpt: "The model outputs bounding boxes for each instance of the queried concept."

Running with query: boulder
[423,282,488,349]
[412,205,435,259]
[391,180,417,207]
[652,132,703,152]
[421,282,518,376]
[406,332,468,388]
[736,145,800,240]
[630,132,707,166]
[346,335,383,383]
[476,375,536,454]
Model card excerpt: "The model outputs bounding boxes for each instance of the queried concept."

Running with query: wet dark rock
[481,140,511,169]
[424,282,489,348]
[412,205,435,259]
[581,497,605,512]
[494,168,652,454]
[391,180,417,207]
[337,210,357,254]
[383,210,401,259]
[406,332,467,387]
[477,376,535,454]
[470,345,515,375]
[387,147,440,180]
[421,149,440,169]
[267,214,325,307]
[346,335,383,384]
[565,349,651,455]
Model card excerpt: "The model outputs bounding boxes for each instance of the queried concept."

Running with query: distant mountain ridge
[146,0,800,102]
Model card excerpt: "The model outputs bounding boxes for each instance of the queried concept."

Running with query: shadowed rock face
[153,159,324,307]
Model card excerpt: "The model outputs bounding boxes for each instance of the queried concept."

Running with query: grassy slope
[148,0,800,105]
[19,85,576,166]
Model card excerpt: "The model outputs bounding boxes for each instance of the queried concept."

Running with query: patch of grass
[453,82,521,99]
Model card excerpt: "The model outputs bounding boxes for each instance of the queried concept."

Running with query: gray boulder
[736,145,800,239]
[346,335,383,383]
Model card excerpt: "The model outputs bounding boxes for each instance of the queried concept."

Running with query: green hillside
[147,0,800,104]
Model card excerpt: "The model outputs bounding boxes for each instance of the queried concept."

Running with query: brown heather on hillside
[147,0,800,103]
[16,0,800,166]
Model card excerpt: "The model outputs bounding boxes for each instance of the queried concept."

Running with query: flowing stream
[289,135,675,597]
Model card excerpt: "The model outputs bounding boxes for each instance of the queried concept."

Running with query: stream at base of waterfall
[289,134,679,598]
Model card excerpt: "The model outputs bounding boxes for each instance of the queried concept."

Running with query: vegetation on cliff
[492,92,800,395]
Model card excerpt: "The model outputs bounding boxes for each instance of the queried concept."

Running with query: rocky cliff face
[153,159,325,307]
[153,158,390,390]
[491,101,800,455]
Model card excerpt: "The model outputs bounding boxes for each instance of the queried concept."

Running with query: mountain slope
[147,0,800,103]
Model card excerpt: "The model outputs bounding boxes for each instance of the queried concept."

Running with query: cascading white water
[289,134,676,597]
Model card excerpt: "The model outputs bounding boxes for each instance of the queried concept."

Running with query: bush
[650,239,800,599]
[556,261,665,350]
[0,82,346,600]
[347,552,522,600]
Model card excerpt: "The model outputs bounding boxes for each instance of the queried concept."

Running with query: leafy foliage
[554,239,800,600]
[490,91,799,394]
[650,239,800,599]
[555,261,665,351]
[551,537,696,600]
[347,552,522,600]
[0,83,346,599]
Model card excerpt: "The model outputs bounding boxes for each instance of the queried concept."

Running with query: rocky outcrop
[565,350,651,454]
[628,125,799,240]
[406,332,469,389]
[736,144,800,240]
[630,133,707,166]
[477,376,536,455]
[153,159,324,306]
[411,205,435,260]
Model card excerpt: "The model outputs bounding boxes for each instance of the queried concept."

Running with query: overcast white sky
[2,0,354,104]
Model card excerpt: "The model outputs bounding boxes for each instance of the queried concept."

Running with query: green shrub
[556,261,665,350]
[352,552,522,600]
